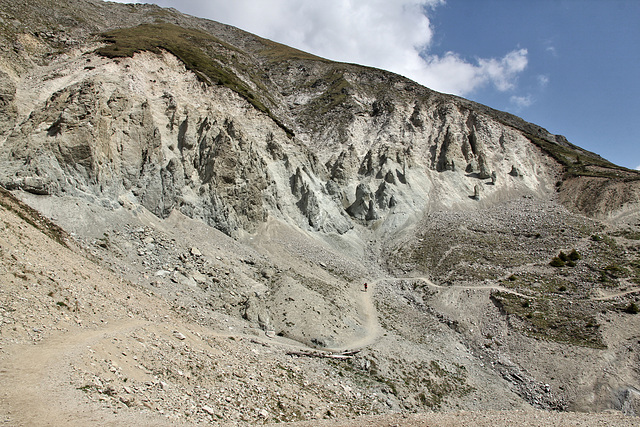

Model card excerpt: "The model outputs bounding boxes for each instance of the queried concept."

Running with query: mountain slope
[1,0,640,424]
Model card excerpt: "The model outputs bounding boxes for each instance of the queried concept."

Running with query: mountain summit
[1,0,640,425]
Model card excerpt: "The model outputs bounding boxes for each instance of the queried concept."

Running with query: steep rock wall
[0,49,561,239]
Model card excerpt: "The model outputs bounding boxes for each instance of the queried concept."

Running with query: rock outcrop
[0,0,607,240]
[0,44,565,239]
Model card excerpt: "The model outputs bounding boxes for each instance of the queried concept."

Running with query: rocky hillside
[1,0,640,425]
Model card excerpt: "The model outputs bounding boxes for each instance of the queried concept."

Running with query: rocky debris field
[0,190,394,425]
[2,186,640,426]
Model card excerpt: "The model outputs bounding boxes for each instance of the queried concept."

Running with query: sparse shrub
[508,274,517,281]
[604,264,624,277]
[521,301,530,308]
[551,249,579,267]
[558,285,567,292]
[624,302,639,314]
[623,231,640,240]
[591,234,603,242]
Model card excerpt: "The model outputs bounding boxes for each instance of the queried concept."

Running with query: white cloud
[510,95,533,109]
[106,0,528,96]
[537,74,550,87]
[476,49,528,91]
[636,164,640,171]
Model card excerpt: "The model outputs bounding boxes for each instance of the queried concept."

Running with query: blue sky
[109,0,640,170]
[429,0,640,170]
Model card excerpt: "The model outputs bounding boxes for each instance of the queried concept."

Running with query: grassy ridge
[258,37,327,63]
[526,134,640,180]
[97,23,293,137]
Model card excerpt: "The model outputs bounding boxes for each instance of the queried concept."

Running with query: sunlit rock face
[0,47,561,240]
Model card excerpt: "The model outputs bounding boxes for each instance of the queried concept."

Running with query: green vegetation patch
[624,302,639,314]
[304,70,354,116]
[492,291,605,349]
[258,38,327,62]
[500,272,577,296]
[611,230,640,241]
[550,249,581,267]
[526,134,639,180]
[331,356,472,410]
[588,234,640,285]
[97,23,293,137]
[386,202,598,284]
[399,231,538,282]
[414,360,473,408]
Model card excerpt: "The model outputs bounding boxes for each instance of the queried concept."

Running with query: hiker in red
[364,283,368,292]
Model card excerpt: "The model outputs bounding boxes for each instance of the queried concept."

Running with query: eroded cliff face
[0,47,561,240]
[3,2,640,422]
[2,52,288,234]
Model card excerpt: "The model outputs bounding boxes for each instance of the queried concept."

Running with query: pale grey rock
[346,184,372,220]
[0,70,17,137]
[243,294,272,332]
[327,145,360,183]
[1,3,639,423]
[3,175,56,195]
[0,45,564,241]
[466,160,478,174]
[473,184,482,200]
[617,388,640,416]
[366,200,379,221]
[190,270,207,284]
[384,170,397,184]
[201,405,215,416]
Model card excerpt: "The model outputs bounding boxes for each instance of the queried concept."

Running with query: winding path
[333,274,640,355]
[590,287,640,301]
[325,281,382,353]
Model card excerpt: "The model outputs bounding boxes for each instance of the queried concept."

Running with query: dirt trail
[401,275,640,303]
[326,281,382,353]
[323,275,533,354]
[324,273,529,354]
[381,275,532,299]
[591,287,640,301]
[0,320,174,427]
